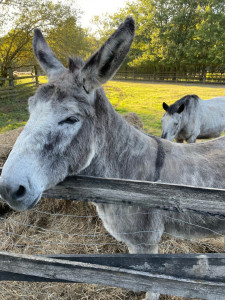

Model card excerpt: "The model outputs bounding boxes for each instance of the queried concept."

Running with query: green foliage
[95,0,225,74]
[0,0,98,79]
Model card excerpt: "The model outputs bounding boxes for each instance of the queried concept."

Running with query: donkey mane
[167,94,199,114]
[68,57,85,72]
[80,87,162,181]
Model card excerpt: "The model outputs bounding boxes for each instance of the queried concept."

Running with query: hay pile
[0,121,223,300]
[0,127,24,167]
[123,112,144,129]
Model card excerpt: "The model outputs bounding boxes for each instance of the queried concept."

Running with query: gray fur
[81,17,135,92]
[1,18,225,300]
[33,29,66,79]
[162,94,225,143]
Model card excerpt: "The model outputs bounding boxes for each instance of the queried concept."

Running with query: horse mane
[167,94,199,114]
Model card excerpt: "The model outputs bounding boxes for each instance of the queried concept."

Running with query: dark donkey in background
[1,17,225,300]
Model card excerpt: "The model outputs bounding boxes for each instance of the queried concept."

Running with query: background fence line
[0,66,39,100]
[114,71,225,84]
[2,67,225,101]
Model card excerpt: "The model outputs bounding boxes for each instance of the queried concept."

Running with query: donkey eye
[58,116,79,125]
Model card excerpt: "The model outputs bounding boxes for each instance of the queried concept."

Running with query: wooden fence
[0,172,225,299]
[0,66,39,100]
[114,71,225,84]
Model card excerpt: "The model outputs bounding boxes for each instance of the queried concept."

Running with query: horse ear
[33,29,66,79]
[80,17,135,93]
[177,104,185,114]
[163,102,169,111]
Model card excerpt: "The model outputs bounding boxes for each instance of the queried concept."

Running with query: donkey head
[161,102,184,140]
[0,17,135,211]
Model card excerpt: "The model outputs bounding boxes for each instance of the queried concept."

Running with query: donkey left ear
[177,104,185,114]
[80,17,135,93]
[33,29,66,79]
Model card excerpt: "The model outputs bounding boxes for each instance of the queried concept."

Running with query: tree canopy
[0,0,97,78]
[2,0,225,79]
[95,0,225,75]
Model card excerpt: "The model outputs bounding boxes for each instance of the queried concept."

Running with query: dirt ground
[0,120,224,300]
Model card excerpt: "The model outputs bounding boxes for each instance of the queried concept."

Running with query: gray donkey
[161,95,225,143]
[0,17,225,300]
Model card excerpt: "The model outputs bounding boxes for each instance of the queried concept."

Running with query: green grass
[104,81,225,136]
[0,76,47,133]
[1,79,225,135]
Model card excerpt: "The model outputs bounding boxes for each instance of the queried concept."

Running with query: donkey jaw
[27,194,42,210]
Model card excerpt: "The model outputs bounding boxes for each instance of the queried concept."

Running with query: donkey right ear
[80,17,135,93]
[33,29,66,79]
[163,102,169,111]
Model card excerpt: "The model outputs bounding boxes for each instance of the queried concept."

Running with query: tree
[94,0,225,74]
[0,0,97,80]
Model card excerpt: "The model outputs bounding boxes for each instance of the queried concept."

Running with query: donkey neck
[80,88,157,180]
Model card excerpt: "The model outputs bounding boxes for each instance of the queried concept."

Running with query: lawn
[104,80,225,135]
[0,76,48,133]
[1,79,225,135]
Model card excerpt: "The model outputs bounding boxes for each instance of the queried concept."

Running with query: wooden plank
[8,68,14,87]
[1,167,225,216]
[46,253,225,282]
[0,251,224,299]
[3,253,225,283]
[43,175,225,216]
[0,271,70,283]
[13,75,38,80]
[34,66,39,85]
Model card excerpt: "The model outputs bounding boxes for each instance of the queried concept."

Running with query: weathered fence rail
[44,175,225,217]
[0,251,225,299]
[0,170,225,299]
[114,71,225,84]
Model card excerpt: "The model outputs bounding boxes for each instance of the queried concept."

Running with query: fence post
[34,66,39,86]
[8,68,14,88]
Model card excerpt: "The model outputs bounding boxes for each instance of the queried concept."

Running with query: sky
[0,0,129,37]
[64,0,129,32]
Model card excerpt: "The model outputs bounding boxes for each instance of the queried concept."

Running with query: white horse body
[162,95,225,143]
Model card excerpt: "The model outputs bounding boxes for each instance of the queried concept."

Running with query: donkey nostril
[15,185,26,198]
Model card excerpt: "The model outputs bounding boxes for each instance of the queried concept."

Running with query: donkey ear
[177,103,185,114]
[163,102,169,111]
[80,17,135,93]
[33,29,66,79]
